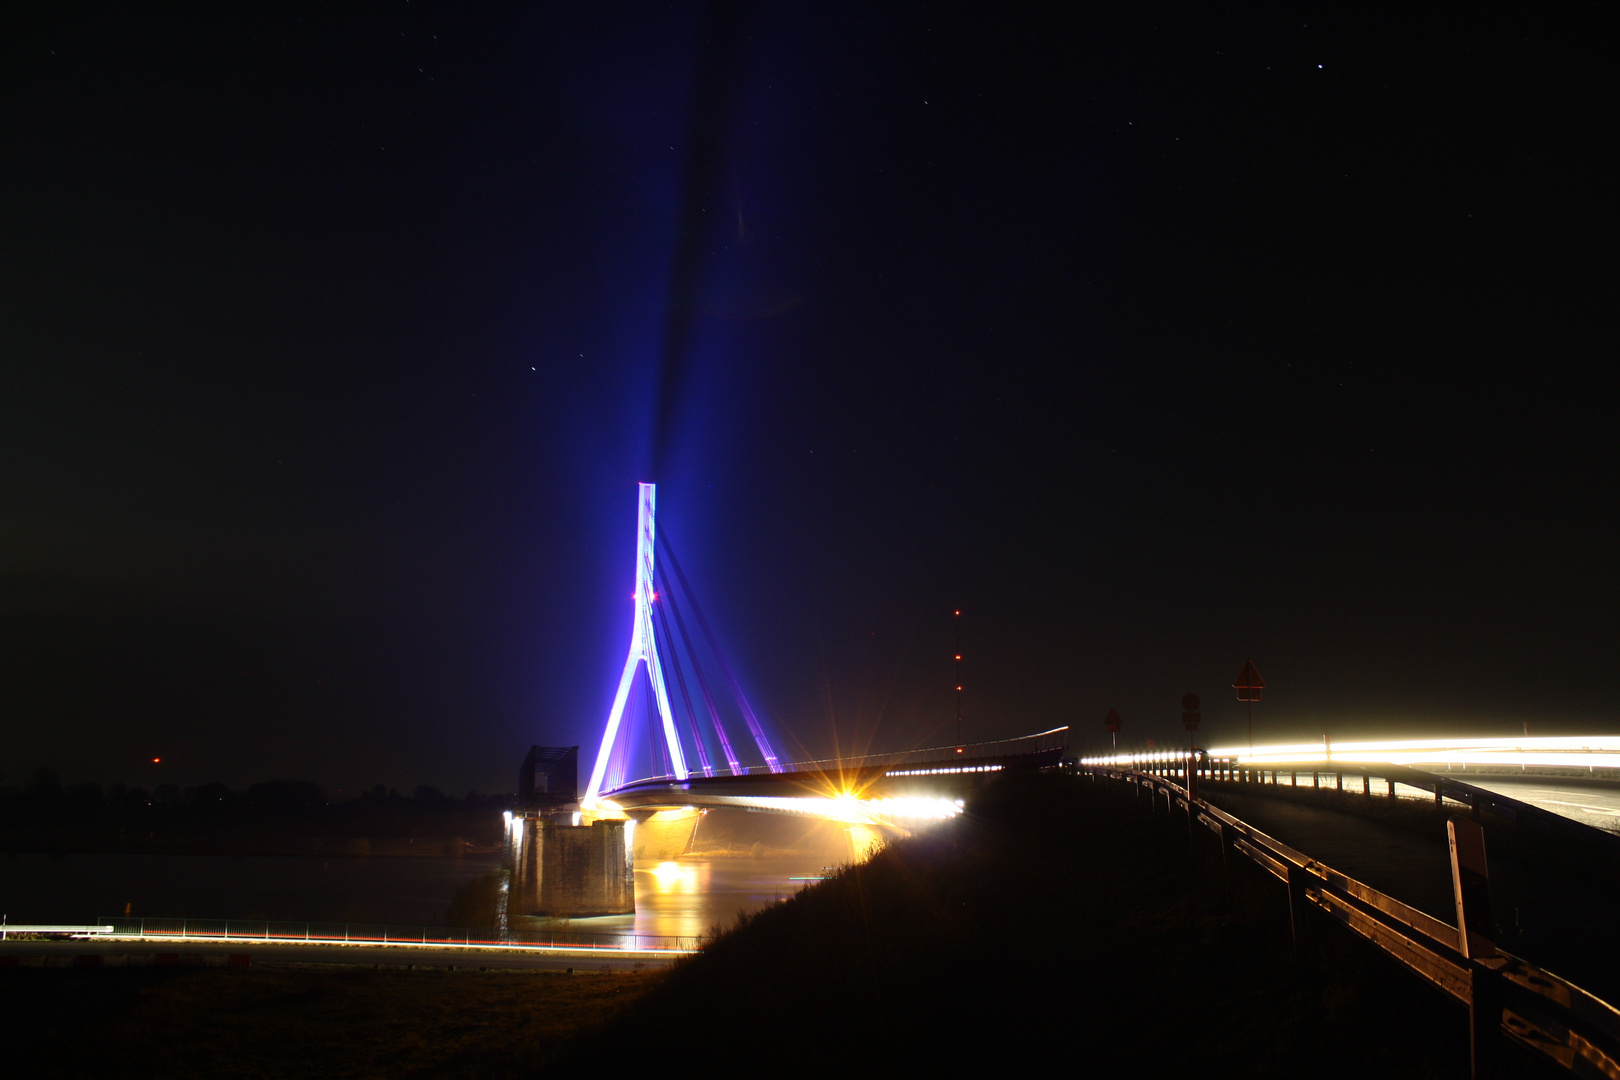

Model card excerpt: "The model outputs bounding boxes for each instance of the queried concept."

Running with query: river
[0,813,874,939]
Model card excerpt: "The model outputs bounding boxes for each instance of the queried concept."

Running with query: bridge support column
[509,815,541,915]
[510,816,635,917]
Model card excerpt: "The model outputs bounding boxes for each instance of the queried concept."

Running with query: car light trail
[731,795,965,825]
[1080,735,1620,771]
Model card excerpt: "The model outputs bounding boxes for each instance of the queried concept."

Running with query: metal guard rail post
[1081,765,1620,1078]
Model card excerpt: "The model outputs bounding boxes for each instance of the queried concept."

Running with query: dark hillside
[566,772,1560,1077]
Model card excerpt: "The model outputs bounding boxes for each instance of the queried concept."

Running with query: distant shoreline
[0,837,505,859]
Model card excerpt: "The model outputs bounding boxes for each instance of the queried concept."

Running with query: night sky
[3,3,1612,796]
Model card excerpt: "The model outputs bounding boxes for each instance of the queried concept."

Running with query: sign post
[1449,818,1502,1078]
[1233,659,1265,751]
[1182,694,1201,800]
[1104,707,1122,756]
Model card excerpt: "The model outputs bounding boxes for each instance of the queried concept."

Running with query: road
[0,937,679,972]
[1448,774,1620,835]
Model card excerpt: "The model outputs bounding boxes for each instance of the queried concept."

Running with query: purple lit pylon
[584,483,688,806]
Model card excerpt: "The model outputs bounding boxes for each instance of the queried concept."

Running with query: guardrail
[0,925,114,940]
[90,917,700,954]
[1099,737,1620,776]
[770,725,1071,773]
[1080,764,1620,1078]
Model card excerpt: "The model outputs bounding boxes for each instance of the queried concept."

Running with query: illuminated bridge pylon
[584,483,687,805]
[582,483,783,807]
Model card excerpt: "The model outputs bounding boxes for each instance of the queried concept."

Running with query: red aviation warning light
[1234,660,1265,702]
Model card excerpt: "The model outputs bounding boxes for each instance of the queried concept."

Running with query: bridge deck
[599,747,1062,814]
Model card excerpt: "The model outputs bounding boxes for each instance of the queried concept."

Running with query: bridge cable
[651,593,716,777]
[644,669,670,782]
[656,563,745,775]
[658,531,783,772]
[606,698,630,792]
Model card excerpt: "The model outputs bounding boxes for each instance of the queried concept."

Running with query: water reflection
[519,853,835,940]
[847,825,884,863]
[507,809,900,940]
[646,860,695,893]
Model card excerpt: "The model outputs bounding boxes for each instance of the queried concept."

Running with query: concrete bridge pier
[509,813,635,917]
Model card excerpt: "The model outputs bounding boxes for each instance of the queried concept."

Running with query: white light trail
[1079,735,1620,771]
[737,795,965,825]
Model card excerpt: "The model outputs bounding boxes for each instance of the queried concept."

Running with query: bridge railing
[95,916,700,954]
[1078,764,1620,1077]
[618,726,1071,786]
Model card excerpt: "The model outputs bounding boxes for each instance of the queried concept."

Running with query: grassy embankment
[9,772,1568,1078]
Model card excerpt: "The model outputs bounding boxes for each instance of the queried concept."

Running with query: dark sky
[2,2,1612,796]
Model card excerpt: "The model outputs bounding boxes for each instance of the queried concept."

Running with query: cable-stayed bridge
[577,483,1066,826]
[600,728,1070,825]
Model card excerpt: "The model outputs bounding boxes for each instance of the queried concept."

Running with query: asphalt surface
[1205,787,1458,919]
[1459,775,1620,835]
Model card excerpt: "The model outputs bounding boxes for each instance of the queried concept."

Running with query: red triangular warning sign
[1234,659,1265,702]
